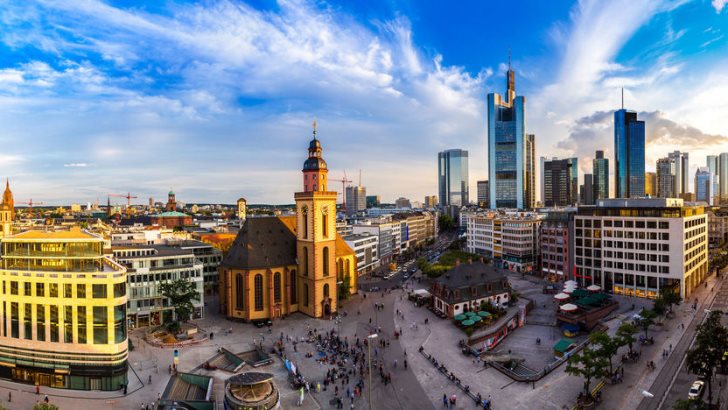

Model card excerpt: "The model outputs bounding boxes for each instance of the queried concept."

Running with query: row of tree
[684,310,728,407]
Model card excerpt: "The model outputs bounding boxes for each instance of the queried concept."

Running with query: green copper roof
[153,211,188,217]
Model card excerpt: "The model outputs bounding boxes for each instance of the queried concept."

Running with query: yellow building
[219,125,357,320]
[645,172,657,197]
[0,229,128,390]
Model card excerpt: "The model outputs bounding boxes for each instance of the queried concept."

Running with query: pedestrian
[298,386,305,406]
[148,374,152,384]
[443,393,448,408]
[7,391,10,402]
[669,343,672,352]
[36,384,40,395]
[44,395,49,403]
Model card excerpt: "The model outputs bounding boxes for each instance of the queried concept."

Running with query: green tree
[616,322,638,355]
[438,214,455,232]
[338,273,351,301]
[34,404,59,410]
[638,309,657,338]
[673,398,708,410]
[565,344,609,401]
[652,298,667,316]
[660,290,681,314]
[589,331,620,375]
[686,311,728,407]
[159,278,200,329]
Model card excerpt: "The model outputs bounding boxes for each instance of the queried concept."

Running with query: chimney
[455,259,461,267]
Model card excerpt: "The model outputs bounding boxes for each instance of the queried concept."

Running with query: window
[50,283,58,298]
[274,272,281,303]
[302,208,308,239]
[23,282,31,297]
[235,273,244,310]
[64,284,73,298]
[290,270,297,304]
[93,284,107,298]
[64,306,73,343]
[114,283,126,298]
[50,305,59,342]
[36,305,45,342]
[77,284,86,298]
[303,283,309,307]
[36,283,44,297]
[323,283,330,298]
[322,211,328,238]
[23,303,31,340]
[114,305,126,343]
[323,247,330,276]
[10,302,18,338]
[77,306,87,344]
[10,281,17,296]
[303,247,309,276]
[93,306,108,344]
[254,274,263,311]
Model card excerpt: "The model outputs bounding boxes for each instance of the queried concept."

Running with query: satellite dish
[641,390,654,398]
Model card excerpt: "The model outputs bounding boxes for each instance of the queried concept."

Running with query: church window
[302,207,308,238]
[254,274,263,311]
[322,209,328,237]
[274,272,281,303]
[235,273,244,310]
[323,283,330,298]
[303,284,309,307]
[290,270,297,304]
[323,247,330,276]
[345,259,351,276]
[303,247,309,276]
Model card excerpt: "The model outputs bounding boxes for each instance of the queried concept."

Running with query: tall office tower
[365,195,380,208]
[477,180,489,208]
[424,195,438,209]
[707,155,718,182]
[644,172,657,197]
[543,157,578,207]
[540,156,546,205]
[720,153,728,202]
[438,149,469,208]
[695,167,715,205]
[582,174,594,205]
[668,151,690,195]
[614,109,645,198]
[487,57,532,209]
[345,185,366,216]
[656,157,677,198]
[593,150,609,201]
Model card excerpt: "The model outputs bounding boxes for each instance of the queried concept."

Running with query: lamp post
[367,333,378,410]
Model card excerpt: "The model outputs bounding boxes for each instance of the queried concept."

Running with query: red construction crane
[16,199,44,218]
[109,192,138,217]
[329,171,353,213]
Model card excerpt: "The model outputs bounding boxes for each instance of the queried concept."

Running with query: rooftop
[152,211,190,217]
[434,261,506,288]
[596,198,683,208]
[9,229,101,241]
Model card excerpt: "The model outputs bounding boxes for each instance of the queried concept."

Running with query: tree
[565,344,610,401]
[589,331,620,375]
[438,214,455,232]
[686,311,728,407]
[34,404,59,410]
[159,278,200,329]
[616,322,638,355]
[659,290,681,314]
[652,298,667,316]
[674,398,708,410]
[338,273,351,301]
[638,309,657,338]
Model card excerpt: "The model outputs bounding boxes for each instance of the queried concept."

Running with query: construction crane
[109,192,138,217]
[329,171,352,213]
[16,199,44,218]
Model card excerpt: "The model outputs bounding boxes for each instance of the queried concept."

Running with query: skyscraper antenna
[621,88,624,110]
[508,49,511,70]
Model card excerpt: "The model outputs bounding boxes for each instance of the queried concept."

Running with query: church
[0,179,14,237]
[218,124,357,320]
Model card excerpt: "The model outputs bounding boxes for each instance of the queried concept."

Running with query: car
[252,319,272,328]
[689,380,705,399]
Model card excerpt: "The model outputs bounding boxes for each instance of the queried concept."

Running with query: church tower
[295,121,338,318]
[166,190,177,211]
[2,179,14,220]
[0,179,13,237]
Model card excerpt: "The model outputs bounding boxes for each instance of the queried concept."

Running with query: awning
[560,303,578,312]
[587,284,601,291]
[554,293,570,300]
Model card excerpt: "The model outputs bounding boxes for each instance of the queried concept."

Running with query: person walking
[298,386,305,406]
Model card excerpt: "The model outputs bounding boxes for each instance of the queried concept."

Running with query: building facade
[438,149,469,208]
[237,198,247,221]
[343,233,379,275]
[668,151,690,196]
[430,261,511,318]
[365,196,380,208]
[593,150,609,201]
[543,157,578,207]
[614,109,645,198]
[574,198,707,299]
[0,230,128,390]
[424,195,438,209]
[476,180,489,208]
[581,174,594,205]
[345,186,366,216]
[695,167,715,205]
[657,157,677,198]
[540,211,575,281]
[395,197,412,209]
[352,222,396,266]
[707,208,728,246]
[645,172,657,197]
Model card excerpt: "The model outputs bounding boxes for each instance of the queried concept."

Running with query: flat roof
[8,230,101,240]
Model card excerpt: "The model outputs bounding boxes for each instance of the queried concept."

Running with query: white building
[574,198,707,299]
[343,233,379,275]
[463,210,543,273]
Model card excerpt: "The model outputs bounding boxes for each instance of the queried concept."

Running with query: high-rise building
[593,150,609,201]
[657,157,677,198]
[719,153,728,202]
[438,149,469,208]
[365,195,380,208]
[424,195,438,209]
[695,167,715,205]
[645,172,657,197]
[543,157,578,207]
[614,109,645,198]
[345,185,366,216]
[707,155,718,177]
[582,174,594,205]
[668,151,690,195]
[487,58,533,209]
[395,197,412,209]
[477,180,489,208]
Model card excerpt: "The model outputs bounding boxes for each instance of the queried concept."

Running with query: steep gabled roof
[221,216,297,269]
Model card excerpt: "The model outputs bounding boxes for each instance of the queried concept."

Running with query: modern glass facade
[614,110,645,198]
[668,151,689,196]
[438,149,469,207]
[656,157,676,198]
[719,153,728,202]
[593,150,609,200]
[695,167,714,204]
[543,157,578,207]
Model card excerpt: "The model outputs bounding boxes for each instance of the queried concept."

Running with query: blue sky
[0,0,727,205]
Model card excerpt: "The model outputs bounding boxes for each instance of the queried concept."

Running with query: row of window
[232,271,338,311]
[2,281,125,299]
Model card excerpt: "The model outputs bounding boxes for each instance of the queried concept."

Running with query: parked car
[252,319,272,328]
[688,380,705,399]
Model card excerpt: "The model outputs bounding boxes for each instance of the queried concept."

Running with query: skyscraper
[345,186,366,216]
[719,153,728,202]
[707,155,718,179]
[614,109,645,198]
[487,57,533,209]
[582,174,594,205]
[543,157,578,207]
[668,151,690,195]
[656,157,676,198]
[645,172,657,197]
[592,150,609,201]
[477,180,489,208]
[695,167,714,205]
[438,149,469,207]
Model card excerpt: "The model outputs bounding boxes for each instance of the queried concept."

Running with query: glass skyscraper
[487,61,534,209]
[438,149,469,207]
[543,157,578,207]
[695,167,714,205]
[592,150,609,200]
[614,109,645,198]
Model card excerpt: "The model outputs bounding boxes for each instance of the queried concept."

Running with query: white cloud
[713,0,727,13]
[63,163,88,167]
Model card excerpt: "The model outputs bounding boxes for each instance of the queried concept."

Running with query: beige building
[645,172,657,197]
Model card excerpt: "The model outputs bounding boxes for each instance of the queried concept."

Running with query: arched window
[345,259,351,276]
[302,247,309,276]
[235,273,244,310]
[323,283,330,298]
[322,210,328,238]
[302,207,308,239]
[323,247,330,276]
[290,270,297,304]
[303,283,309,307]
[274,272,281,303]
[254,274,263,311]
[337,259,343,280]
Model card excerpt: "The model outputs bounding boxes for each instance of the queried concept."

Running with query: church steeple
[302,120,328,192]
[2,178,14,220]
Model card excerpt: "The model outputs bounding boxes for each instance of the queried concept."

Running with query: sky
[0,0,727,205]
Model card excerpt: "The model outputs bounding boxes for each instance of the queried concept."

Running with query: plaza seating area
[555,284,619,331]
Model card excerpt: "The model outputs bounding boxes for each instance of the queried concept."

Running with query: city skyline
[1,0,728,204]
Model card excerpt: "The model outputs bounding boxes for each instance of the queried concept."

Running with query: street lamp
[367,334,378,410]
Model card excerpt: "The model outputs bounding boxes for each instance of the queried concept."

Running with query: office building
[707,155,718,177]
[668,151,690,196]
[391,211,437,252]
[593,150,609,201]
[581,174,594,205]
[345,185,366,216]
[543,157,578,207]
[424,195,438,209]
[477,180,489,208]
[487,59,534,209]
[540,211,575,280]
[365,195,380,208]
[721,154,728,203]
[438,149,469,208]
[352,222,396,266]
[395,197,411,209]
[645,172,657,197]
[343,233,379,275]
[695,167,715,205]
[0,229,128,390]
[573,198,707,299]
[707,208,728,246]
[657,157,677,198]
[614,109,645,198]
